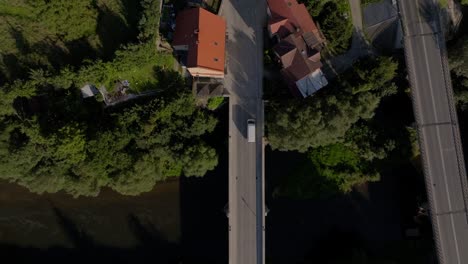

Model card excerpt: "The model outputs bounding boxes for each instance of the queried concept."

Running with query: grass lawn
[439,0,448,8]
[206,96,225,110]
[0,0,141,82]
[0,1,33,18]
[100,52,175,93]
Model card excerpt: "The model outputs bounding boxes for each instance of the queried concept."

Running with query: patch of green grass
[0,0,144,83]
[103,53,175,93]
[206,96,225,110]
[439,0,448,8]
[0,2,33,18]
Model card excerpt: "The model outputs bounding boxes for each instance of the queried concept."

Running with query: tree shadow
[30,39,70,69]
[179,105,229,263]
[0,53,20,83]
[417,0,446,50]
[119,0,141,30]
[95,4,137,60]
[418,0,440,33]
[225,0,267,30]
[224,28,259,98]
[152,66,185,94]
[64,38,98,66]
[127,214,180,262]
[51,206,95,249]
[7,23,29,52]
[0,205,182,263]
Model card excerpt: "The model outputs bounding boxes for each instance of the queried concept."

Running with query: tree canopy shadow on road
[417,0,446,51]
[225,28,256,96]
[418,0,440,32]
[223,0,267,31]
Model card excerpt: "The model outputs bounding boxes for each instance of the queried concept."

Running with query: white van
[247,119,255,143]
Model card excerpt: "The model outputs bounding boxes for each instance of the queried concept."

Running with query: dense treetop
[266,56,398,152]
[302,0,353,54]
[0,68,218,197]
[0,0,220,197]
[265,55,405,198]
[0,0,151,84]
[275,119,398,199]
[449,35,468,110]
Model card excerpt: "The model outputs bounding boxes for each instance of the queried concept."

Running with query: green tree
[449,36,468,79]
[32,0,99,42]
[0,70,219,197]
[0,0,146,83]
[448,35,468,110]
[266,56,398,152]
[316,1,353,54]
[276,120,396,199]
[0,0,218,197]
[181,143,219,177]
[138,0,161,42]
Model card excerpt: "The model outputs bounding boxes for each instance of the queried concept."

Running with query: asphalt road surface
[219,0,266,263]
[399,0,468,263]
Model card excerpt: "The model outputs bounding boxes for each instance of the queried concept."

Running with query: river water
[0,107,229,263]
[0,158,229,263]
[0,180,181,249]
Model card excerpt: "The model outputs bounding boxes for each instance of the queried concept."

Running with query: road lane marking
[415,0,462,262]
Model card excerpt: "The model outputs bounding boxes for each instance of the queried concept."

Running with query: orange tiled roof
[173,8,226,72]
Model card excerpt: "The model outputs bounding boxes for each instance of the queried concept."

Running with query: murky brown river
[0,180,180,249]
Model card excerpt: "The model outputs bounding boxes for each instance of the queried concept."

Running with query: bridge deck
[399,0,468,263]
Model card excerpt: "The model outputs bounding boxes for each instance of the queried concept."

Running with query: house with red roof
[267,0,328,97]
[172,7,226,78]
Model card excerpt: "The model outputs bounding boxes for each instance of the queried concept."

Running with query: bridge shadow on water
[180,103,229,263]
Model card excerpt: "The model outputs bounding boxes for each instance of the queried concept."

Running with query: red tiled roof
[274,34,322,83]
[267,0,319,37]
[173,8,226,72]
[268,0,327,95]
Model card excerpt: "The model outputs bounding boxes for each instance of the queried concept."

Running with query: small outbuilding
[80,84,99,98]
